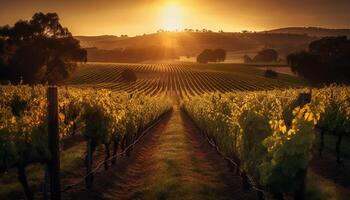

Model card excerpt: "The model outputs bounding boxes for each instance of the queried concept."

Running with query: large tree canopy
[243,49,279,63]
[0,12,87,84]
[287,36,350,85]
[197,49,226,64]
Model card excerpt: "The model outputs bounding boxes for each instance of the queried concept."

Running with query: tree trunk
[336,133,342,164]
[273,193,284,200]
[129,135,134,155]
[85,139,95,190]
[319,129,324,157]
[256,183,265,200]
[293,169,307,200]
[241,171,250,191]
[72,122,76,136]
[104,144,110,170]
[43,167,49,200]
[17,165,33,200]
[126,136,131,157]
[121,136,126,157]
[111,138,119,165]
[235,159,241,175]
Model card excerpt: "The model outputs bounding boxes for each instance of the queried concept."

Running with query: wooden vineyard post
[43,167,49,200]
[47,86,61,200]
[294,90,312,200]
[85,139,94,189]
[298,92,311,107]
[319,129,325,157]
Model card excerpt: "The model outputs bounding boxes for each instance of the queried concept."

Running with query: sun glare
[160,3,183,31]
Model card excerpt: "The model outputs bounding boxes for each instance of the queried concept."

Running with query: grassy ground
[320,134,350,160]
[0,142,86,199]
[306,134,350,200]
[67,107,255,200]
[107,106,254,200]
[307,170,350,200]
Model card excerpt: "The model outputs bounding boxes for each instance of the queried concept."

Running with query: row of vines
[0,85,172,199]
[182,86,350,199]
[65,63,304,99]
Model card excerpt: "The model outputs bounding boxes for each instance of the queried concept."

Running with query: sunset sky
[1,0,350,36]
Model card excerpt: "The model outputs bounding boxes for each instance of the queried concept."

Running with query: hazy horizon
[1,0,350,36]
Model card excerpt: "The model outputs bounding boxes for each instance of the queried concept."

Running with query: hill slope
[265,27,350,38]
[75,31,317,58]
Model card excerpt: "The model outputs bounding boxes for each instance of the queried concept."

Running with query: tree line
[86,46,178,63]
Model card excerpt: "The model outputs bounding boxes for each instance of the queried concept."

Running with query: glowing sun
[160,3,184,31]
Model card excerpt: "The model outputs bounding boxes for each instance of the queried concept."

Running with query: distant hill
[75,35,125,49]
[75,31,316,58]
[265,27,350,38]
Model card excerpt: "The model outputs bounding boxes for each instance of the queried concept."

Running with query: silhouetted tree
[243,55,252,63]
[213,49,226,62]
[121,69,137,82]
[197,49,212,64]
[197,49,227,64]
[0,12,87,84]
[265,69,278,78]
[287,36,350,85]
[253,49,279,62]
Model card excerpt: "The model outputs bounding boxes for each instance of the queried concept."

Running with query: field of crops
[0,85,172,199]
[2,62,349,200]
[183,86,350,199]
[65,63,305,98]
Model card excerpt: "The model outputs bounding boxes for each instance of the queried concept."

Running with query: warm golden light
[159,3,184,31]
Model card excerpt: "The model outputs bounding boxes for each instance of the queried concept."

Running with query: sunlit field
[64,62,305,97]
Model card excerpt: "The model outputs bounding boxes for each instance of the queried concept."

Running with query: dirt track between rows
[65,107,255,200]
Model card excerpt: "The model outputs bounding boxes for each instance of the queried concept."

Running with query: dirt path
[65,107,255,200]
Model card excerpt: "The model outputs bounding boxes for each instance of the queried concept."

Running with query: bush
[243,55,252,63]
[197,49,226,64]
[121,69,137,82]
[253,49,279,62]
[264,69,278,78]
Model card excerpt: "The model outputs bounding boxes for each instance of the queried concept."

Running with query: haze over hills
[265,27,350,38]
[75,27,349,63]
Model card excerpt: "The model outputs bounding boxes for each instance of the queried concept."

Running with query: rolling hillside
[265,27,350,38]
[75,31,317,59]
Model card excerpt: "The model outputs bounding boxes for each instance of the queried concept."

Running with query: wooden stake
[47,86,61,200]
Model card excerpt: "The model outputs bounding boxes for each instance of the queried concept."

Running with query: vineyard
[0,85,172,199]
[183,86,350,199]
[0,63,349,200]
[65,63,305,98]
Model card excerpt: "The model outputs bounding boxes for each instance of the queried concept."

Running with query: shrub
[121,69,137,82]
[264,69,278,78]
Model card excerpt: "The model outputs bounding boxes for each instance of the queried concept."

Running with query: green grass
[114,107,253,200]
[306,170,350,200]
[306,133,350,200]
[0,142,86,199]
[314,133,350,160]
